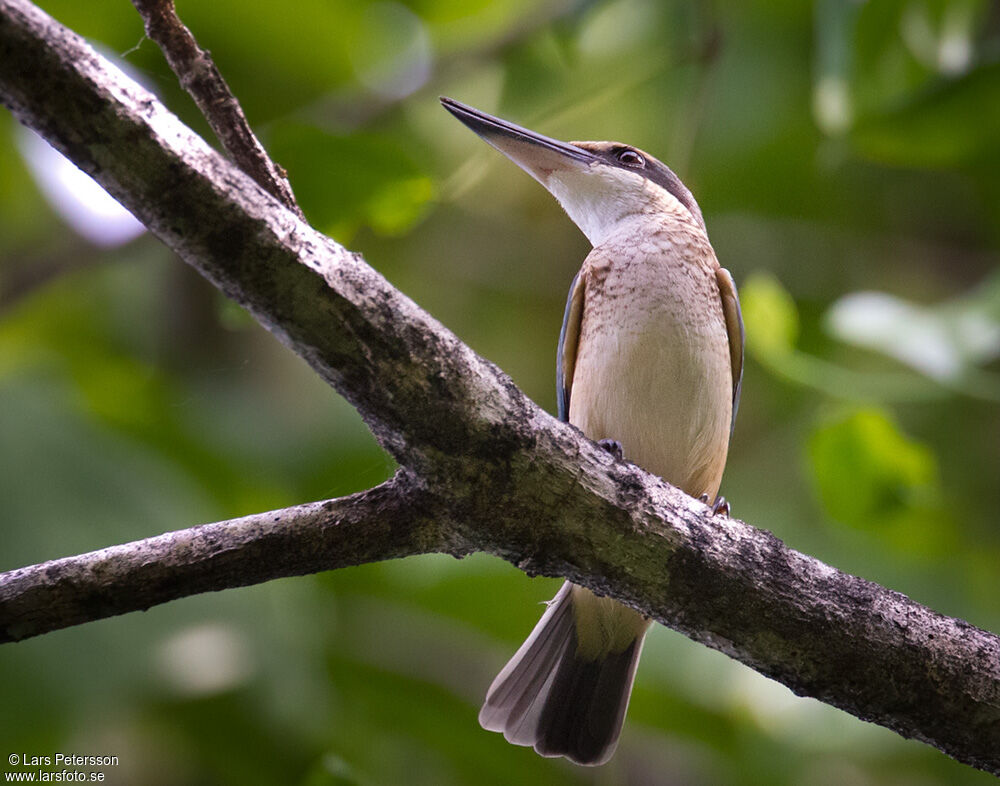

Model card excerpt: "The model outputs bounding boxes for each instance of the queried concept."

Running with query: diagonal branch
[130,0,303,217]
[1,0,999,775]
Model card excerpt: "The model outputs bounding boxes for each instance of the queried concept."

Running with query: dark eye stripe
[596,143,706,230]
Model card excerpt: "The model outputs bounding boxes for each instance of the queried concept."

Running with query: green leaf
[850,60,1000,169]
[739,272,799,358]
[808,407,940,531]
[825,285,1000,381]
[269,124,436,241]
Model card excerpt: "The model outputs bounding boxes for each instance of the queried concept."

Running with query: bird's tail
[478,581,646,766]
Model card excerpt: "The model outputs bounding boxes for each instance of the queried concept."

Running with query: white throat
[544,165,693,246]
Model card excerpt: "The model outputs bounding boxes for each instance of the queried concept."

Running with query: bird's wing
[715,267,744,436]
[556,270,587,423]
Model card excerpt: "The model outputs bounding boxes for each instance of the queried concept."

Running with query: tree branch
[129,0,303,217]
[0,470,453,642]
[1,0,999,775]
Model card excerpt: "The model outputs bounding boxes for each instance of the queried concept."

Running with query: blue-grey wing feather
[556,271,586,423]
[715,267,744,436]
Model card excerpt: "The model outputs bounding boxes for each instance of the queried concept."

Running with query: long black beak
[440,97,595,183]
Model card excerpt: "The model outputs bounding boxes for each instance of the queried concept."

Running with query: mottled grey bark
[0,470,448,642]
[1,0,998,775]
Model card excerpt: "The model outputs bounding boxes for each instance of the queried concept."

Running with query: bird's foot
[699,494,730,517]
[597,438,625,461]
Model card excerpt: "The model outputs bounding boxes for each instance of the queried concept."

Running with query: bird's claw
[597,438,625,461]
[699,494,730,517]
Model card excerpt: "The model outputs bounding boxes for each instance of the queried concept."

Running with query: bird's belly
[569,298,732,499]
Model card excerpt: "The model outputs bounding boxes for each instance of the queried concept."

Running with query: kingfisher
[441,97,744,766]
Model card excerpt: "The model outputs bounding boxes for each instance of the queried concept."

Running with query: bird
[440,97,743,766]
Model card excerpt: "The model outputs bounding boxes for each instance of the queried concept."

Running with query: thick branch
[1,0,999,775]
[130,0,302,217]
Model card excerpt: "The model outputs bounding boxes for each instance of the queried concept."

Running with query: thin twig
[130,0,303,218]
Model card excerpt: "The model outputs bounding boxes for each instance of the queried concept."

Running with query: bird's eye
[617,149,645,167]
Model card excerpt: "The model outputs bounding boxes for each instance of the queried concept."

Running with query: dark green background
[2,0,998,783]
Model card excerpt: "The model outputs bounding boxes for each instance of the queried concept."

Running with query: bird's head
[441,97,704,247]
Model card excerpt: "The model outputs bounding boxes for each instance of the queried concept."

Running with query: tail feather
[479,581,645,766]
[479,583,575,741]
[535,636,641,764]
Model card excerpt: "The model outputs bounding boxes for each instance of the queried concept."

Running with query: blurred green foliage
[2,0,999,784]
[808,408,952,561]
